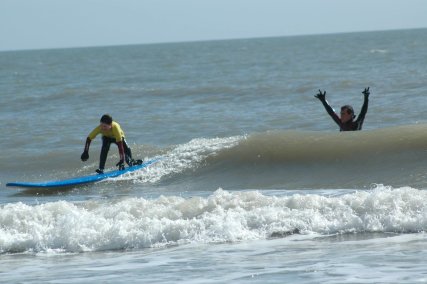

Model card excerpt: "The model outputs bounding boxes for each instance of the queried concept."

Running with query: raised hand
[362,87,370,97]
[315,90,326,100]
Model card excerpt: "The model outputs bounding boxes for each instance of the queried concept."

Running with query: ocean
[1,28,427,283]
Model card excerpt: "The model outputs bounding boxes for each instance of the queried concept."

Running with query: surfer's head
[100,114,113,131]
[340,105,355,123]
[100,114,113,125]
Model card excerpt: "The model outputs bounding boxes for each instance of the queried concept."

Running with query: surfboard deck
[6,158,160,189]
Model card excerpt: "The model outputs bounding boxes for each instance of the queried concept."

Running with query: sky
[1,0,427,51]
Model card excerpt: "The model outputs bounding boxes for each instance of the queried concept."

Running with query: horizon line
[1,26,426,53]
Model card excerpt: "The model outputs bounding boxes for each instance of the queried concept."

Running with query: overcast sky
[1,0,427,51]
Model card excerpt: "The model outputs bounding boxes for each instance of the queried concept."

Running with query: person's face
[100,122,112,131]
[340,108,353,123]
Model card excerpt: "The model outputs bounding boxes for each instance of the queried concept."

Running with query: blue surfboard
[6,158,161,189]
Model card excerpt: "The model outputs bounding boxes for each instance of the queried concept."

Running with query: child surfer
[80,114,142,174]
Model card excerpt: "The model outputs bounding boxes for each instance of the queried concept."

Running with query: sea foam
[1,185,426,254]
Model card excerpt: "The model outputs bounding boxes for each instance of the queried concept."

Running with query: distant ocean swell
[118,124,427,188]
[1,186,426,254]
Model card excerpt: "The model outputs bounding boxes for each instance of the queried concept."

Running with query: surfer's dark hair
[341,105,356,118]
[100,114,113,125]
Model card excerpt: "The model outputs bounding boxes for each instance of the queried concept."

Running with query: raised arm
[315,90,341,126]
[356,87,370,123]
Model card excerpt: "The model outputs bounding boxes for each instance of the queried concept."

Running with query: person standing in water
[314,87,370,131]
[80,114,142,174]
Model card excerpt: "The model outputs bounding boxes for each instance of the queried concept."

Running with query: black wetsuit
[319,95,369,131]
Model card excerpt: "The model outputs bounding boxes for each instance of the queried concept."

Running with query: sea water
[1,28,427,283]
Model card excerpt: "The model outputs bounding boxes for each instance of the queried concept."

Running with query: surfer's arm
[356,88,370,124]
[81,137,91,161]
[315,90,340,125]
[84,137,91,151]
[316,97,341,126]
[88,126,101,140]
[82,126,100,161]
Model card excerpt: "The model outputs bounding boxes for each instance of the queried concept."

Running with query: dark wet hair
[341,105,355,119]
[100,114,113,125]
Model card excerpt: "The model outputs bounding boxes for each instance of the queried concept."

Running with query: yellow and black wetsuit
[85,121,134,170]
[88,121,125,142]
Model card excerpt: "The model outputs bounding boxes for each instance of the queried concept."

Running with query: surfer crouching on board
[314,87,370,131]
[81,114,142,174]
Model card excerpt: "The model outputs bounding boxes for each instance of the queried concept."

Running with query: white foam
[1,185,427,254]
[113,136,243,183]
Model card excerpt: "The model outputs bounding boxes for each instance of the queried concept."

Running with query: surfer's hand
[315,90,326,100]
[362,87,370,97]
[116,159,125,170]
[81,151,89,161]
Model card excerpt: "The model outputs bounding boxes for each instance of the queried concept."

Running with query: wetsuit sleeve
[357,94,369,122]
[88,126,101,140]
[84,137,91,151]
[319,99,341,126]
[355,95,369,129]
